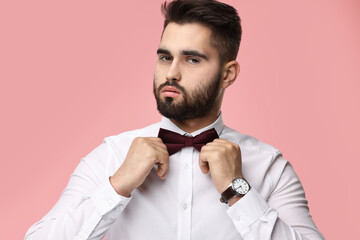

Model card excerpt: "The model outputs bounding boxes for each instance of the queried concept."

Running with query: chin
[163,96,183,103]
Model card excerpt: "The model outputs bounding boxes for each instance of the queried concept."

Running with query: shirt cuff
[226,188,269,230]
[91,178,132,216]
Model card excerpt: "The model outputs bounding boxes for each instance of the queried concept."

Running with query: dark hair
[161,0,241,63]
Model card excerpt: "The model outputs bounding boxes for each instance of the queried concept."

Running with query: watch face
[232,178,250,195]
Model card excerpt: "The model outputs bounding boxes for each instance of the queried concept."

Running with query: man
[25,0,324,239]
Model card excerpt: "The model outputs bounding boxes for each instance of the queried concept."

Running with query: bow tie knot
[158,128,219,156]
[184,136,194,147]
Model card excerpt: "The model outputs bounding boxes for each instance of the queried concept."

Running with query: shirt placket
[177,133,194,240]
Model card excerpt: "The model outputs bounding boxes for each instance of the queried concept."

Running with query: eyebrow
[181,50,208,61]
[157,48,171,55]
[156,48,208,61]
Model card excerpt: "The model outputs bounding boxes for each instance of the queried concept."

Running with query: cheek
[153,75,161,91]
[155,62,168,74]
[183,71,210,89]
[154,66,168,84]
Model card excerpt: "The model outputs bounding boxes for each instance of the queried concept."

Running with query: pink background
[1,0,359,239]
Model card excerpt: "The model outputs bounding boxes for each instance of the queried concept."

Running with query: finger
[152,141,168,150]
[212,138,230,143]
[147,137,168,148]
[200,144,225,152]
[149,137,169,147]
[157,162,169,179]
[152,144,169,154]
[204,140,229,147]
[198,153,210,174]
[147,137,164,142]
[156,153,170,179]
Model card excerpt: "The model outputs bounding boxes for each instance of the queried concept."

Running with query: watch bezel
[231,177,250,196]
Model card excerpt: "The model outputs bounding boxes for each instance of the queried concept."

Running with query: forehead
[160,22,218,57]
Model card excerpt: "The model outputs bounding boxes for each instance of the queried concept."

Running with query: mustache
[158,81,186,95]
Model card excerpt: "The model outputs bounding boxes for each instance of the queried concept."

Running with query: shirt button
[182,203,188,210]
[234,215,240,221]
[119,204,124,211]
[184,164,189,169]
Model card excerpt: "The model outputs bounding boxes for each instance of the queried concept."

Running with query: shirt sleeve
[25,139,131,240]
[226,159,325,240]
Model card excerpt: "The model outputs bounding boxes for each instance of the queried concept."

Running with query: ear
[221,60,240,89]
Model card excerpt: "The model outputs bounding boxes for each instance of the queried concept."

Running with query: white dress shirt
[25,114,324,240]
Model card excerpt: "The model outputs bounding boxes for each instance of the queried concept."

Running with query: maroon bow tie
[158,128,219,156]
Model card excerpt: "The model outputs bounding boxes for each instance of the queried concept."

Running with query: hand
[199,139,243,194]
[110,137,169,197]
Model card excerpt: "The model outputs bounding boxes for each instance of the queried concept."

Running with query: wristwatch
[220,177,251,204]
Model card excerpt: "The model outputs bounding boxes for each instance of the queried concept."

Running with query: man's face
[153,22,223,121]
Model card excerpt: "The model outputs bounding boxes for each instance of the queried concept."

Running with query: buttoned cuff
[226,188,269,231]
[91,178,132,216]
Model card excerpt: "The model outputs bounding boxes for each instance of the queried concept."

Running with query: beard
[153,71,222,121]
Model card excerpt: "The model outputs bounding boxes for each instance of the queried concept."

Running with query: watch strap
[220,184,236,204]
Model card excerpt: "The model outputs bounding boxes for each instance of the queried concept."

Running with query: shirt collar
[159,113,224,137]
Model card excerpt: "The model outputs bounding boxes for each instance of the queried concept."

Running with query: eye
[159,55,172,62]
[187,57,200,64]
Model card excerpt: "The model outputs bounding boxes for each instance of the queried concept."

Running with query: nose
[166,60,181,82]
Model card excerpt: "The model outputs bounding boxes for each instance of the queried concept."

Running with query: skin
[110,22,242,206]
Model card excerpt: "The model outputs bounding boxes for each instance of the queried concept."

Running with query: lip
[161,86,181,97]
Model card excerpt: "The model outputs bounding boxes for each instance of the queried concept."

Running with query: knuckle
[201,145,208,151]
[150,156,158,164]
[231,143,238,150]
[133,137,145,143]
[229,142,239,151]
[224,143,231,149]
[234,144,241,153]
[214,151,222,159]
[163,151,169,158]
[219,146,227,153]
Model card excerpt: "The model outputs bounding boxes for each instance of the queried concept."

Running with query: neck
[170,109,220,133]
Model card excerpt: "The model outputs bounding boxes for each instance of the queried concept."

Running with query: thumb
[199,154,210,174]
[157,155,169,179]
